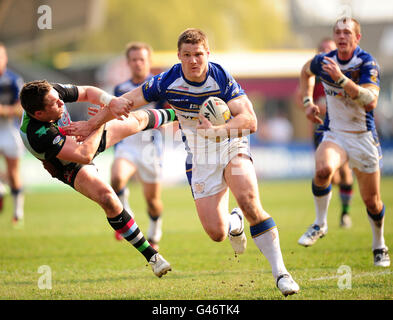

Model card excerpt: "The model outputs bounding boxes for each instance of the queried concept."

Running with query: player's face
[42,88,64,121]
[318,40,336,53]
[178,43,209,83]
[127,48,151,83]
[333,21,360,56]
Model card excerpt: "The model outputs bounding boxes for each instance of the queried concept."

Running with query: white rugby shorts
[189,137,251,200]
[0,124,24,158]
[322,130,382,173]
[113,131,162,183]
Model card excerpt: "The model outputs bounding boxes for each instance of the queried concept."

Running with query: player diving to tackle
[64,28,300,297]
[19,80,176,277]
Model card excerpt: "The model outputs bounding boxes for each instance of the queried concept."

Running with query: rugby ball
[199,96,231,125]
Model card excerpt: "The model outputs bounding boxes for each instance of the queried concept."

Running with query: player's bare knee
[316,166,333,182]
[206,227,227,242]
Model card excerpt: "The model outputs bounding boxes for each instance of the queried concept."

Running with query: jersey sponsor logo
[35,126,50,137]
[53,135,65,146]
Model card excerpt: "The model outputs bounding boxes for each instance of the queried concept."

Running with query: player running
[298,17,390,267]
[65,28,300,297]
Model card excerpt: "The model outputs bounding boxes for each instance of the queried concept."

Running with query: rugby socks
[143,108,177,131]
[147,213,163,244]
[367,205,386,250]
[11,188,24,220]
[250,217,288,279]
[312,181,332,228]
[107,209,156,261]
[339,184,353,215]
[115,187,134,218]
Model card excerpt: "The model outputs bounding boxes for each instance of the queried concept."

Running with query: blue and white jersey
[310,46,380,133]
[0,68,24,128]
[142,62,245,151]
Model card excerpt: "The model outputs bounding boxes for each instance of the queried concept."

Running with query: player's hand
[196,113,227,141]
[305,104,323,124]
[322,56,342,82]
[108,97,133,120]
[62,121,93,139]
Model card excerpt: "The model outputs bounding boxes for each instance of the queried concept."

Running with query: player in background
[110,43,166,249]
[298,18,390,267]
[19,80,175,277]
[65,28,300,297]
[295,38,354,228]
[0,43,25,227]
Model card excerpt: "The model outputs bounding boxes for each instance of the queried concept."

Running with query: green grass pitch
[0,177,392,300]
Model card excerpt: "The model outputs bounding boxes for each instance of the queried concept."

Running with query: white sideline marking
[310,270,392,281]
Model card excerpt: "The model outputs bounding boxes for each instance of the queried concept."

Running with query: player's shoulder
[3,68,23,84]
[356,46,379,67]
[114,79,134,95]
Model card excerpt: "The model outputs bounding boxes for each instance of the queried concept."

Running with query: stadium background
[1,0,393,187]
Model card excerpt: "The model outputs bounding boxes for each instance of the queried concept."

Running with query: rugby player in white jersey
[0,43,25,227]
[65,28,299,296]
[298,17,390,267]
[110,42,166,249]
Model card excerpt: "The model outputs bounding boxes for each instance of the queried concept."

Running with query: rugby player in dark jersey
[19,80,176,277]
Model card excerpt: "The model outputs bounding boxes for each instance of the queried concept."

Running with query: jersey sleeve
[309,54,324,76]
[142,73,164,103]
[222,73,245,102]
[52,83,79,103]
[11,74,24,104]
[113,84,122,97]
[359,58,380,87]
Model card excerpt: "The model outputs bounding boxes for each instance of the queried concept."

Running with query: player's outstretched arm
[64,86,147,139]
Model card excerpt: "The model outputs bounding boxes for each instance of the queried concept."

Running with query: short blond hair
[334,17,361,36]
[177,28,209,51]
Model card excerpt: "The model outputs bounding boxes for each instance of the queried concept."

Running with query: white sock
[313,192,332,228]
[367,215,386,250]
[148,216,162,243]
[12,189,24,220]
[252,227,288,279]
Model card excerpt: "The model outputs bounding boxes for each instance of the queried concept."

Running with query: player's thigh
[224,155,267,223]
[195,188,229,240]
[74,165,122,215]
[315,140,347,173]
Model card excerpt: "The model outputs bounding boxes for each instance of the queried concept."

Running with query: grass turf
[0,177,392,300]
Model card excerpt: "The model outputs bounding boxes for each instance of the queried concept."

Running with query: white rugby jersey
[142,62,246,152]
[310,46,380,133]
[114,77,165,152]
